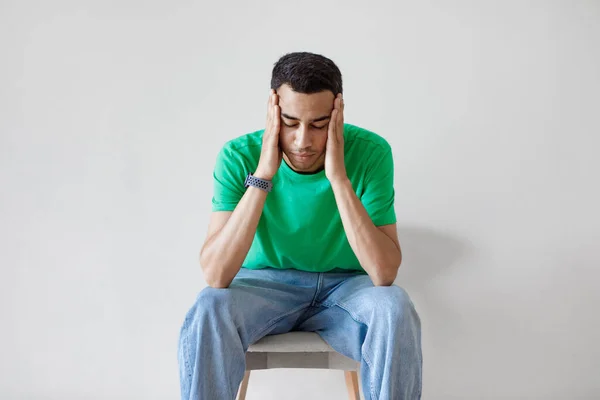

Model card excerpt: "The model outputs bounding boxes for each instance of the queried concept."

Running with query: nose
[294,125,311,150]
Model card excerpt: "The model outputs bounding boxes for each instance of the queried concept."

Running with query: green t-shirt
[211,123,396,273]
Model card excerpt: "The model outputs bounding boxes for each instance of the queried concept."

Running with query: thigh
[295,274,419,360]
[184,267,317,347]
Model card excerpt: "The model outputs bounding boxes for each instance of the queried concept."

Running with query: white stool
[237,331,361,399]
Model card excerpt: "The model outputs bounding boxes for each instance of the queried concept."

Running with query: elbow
[205,278,231,289]
[201,263,232,289]
[199,253,234,289]
[199,252,218,288]
[371,256,401,287]
[370,266,398,286]
[372,275,397,287]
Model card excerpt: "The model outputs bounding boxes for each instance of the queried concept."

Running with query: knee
[369,286,417,323]
[197,286,235,309]
[181,287,236,331]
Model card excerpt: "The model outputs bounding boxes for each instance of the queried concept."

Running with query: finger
[268,90,274,106]
[266,97,273,127]
[266,92,274,122]
[337,94,344,139]
[271,104,280,144]
[273,104,280,130]
[329,109,338,142]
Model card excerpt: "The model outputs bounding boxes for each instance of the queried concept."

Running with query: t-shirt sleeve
[211,146,247,212]
[361,147,397,226]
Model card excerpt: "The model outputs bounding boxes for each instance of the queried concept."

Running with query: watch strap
[244,173,273,192]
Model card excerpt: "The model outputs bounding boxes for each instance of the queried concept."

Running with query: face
[276,84,335,173]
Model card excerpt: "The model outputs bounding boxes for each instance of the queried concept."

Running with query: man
[178,52,422,400]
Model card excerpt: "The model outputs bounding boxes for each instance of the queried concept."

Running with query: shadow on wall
[394,225,471,288]
[393,225,476,343]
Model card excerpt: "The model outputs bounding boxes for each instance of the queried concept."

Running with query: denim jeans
[178,267,422,399]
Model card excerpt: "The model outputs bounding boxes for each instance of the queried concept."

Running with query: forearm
[200,186,267,288]
[331,179,401,286]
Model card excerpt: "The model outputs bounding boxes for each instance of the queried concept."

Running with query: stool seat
[245,331,360,371]
[248,331,337,353]
[238,331,361,399]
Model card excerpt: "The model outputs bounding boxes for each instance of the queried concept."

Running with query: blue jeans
[178,267,422,399]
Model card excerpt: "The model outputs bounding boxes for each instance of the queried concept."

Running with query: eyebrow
[281,113,331,123]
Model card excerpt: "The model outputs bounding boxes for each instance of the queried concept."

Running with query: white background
[1,1,599,399]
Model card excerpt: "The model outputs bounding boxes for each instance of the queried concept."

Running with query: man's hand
[325,93,347,184]
[255,89,282,180]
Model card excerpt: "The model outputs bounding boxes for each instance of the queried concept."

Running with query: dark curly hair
[270,52,343,95]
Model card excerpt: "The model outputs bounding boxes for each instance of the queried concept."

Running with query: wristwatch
[244,173,273,192]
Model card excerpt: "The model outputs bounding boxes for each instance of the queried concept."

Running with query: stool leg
[237,371,251,400]
[344,370,360,400]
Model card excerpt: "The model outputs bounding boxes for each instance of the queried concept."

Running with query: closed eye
[283,122,327,130]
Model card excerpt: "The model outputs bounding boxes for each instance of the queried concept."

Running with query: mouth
[292,153,315,159]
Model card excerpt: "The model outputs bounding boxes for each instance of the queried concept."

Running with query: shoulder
[216,129,264,168]
[343,123,393,167]
[220,129,264,157]
[344,123,391,154]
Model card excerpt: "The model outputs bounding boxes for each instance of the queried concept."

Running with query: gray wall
[1,0,599,399]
